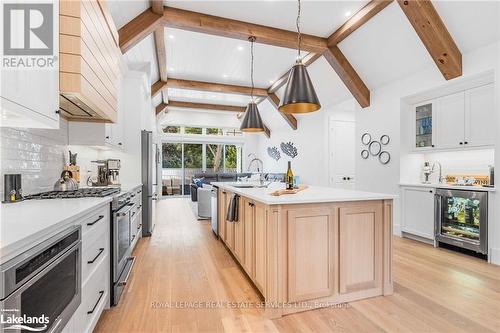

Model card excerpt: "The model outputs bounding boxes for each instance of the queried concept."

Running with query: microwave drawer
[81,205,110,237]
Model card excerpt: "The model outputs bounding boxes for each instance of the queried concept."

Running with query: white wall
[355,41,499,261]
[253,98,356,186]
[494,38,500,264]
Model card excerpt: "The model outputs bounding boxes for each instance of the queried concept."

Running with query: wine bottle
[286,161,294,190]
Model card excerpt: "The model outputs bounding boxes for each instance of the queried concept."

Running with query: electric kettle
[54,170,79,191]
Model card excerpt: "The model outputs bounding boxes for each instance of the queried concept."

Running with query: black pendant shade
[240,102,264,132]
[279,61,321,114]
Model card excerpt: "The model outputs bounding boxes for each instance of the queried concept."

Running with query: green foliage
[184,127,202,135]
[163,126,180,134]
[184,144,203,168]
[225,145,237,169]
[163,143,182,168]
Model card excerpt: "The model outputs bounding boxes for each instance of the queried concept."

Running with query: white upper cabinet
[435,91,465,149]
[0,3,59,129]
[464,84,495,147]
[411,82,495,152]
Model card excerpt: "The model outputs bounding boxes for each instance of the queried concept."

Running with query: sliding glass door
[162,142,242,196]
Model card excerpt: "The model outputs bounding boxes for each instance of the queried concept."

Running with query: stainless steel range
[110,189,140,306]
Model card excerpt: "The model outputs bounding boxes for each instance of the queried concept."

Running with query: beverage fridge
[141,130,160,236]
[435,189,488,255]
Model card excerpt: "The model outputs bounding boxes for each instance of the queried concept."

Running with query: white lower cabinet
[401,186,435,240]
[63,204,110,333]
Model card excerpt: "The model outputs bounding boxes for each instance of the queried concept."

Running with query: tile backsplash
[0,120,69,197]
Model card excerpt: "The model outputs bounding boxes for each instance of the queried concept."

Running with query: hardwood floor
[95,198,500,333]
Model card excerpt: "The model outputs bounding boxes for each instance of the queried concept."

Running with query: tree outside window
[206,144,223,172]
[163,126,180,134]
[184,127,203,135]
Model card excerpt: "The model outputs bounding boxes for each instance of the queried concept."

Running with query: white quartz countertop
[0,197,112,263]
[212,182,396,205]
[399,182,496,192]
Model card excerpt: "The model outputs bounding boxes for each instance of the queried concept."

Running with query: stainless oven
[435,189,488,254]
[0,226,81,333]
[111,192,136,306]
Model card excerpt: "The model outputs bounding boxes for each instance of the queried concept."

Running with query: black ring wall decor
[361,150,369,159]
[369,141,382,156]
[379,151,391,165]
[361,133,372,145]
[380,135,390,145]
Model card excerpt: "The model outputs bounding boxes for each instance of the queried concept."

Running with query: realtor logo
[3,3,53,56]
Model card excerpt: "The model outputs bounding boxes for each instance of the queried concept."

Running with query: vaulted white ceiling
[108,0,500,130]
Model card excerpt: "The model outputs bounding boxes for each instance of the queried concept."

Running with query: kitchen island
[212,182,395,318]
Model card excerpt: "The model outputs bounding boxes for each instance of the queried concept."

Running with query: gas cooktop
[25,187,120,199]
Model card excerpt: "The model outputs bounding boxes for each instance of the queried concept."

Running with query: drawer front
[82,227,109,285]
[74,256,110,333]
[81,205,110,237]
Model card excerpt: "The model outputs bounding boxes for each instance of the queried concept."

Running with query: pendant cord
[296,0,302,60]
[250,37,255,101]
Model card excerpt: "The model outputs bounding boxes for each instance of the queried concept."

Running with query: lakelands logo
[2,2,56,69]
[0,313,49,332]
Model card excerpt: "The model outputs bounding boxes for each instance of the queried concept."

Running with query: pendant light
[279,0,321,114]
[240,36,265,132]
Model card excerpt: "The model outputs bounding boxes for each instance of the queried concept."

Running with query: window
[207,128,223,135]
[225,129,243,136]
[206,144,223,172]
[224,145,238,172]
[162,142,242,196]
[184,127,203,135]
[163,126,180,134]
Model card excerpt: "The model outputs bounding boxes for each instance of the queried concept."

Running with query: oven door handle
[116,204,133,217]
[117,256,136,286]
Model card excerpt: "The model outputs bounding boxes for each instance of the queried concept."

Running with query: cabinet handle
[118,142,123,146]
[87,290,105,314]
[342,177,346,181]
[459,142,463,145]
[105,136,110,139]
[137,223,142,230]
[429,190,433,194]
[87,215,104,226]
[55,110,60,114]
[431,144,435,148]
[87,248,105,264]
[464,141,468,145]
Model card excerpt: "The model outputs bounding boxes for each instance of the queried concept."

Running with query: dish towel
[226,194,240,222]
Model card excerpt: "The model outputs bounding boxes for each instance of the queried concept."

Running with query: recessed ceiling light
[344,11,352,17]
[269,80,274,84]
[237,45,244,51]
[168,34,175,39]
[222,74,228,78]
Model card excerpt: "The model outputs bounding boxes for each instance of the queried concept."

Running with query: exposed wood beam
[118,8,163,53]
[397,0,461,80]
[267,93,298,130]
[323,46,370,108]
[328,0,393,46]
[155,102,168,115]
[162,6,328,53]
[151,1,168,103]
[151,80,168,98]
[262,125,271,139]
[150,0,163,15]
[167,100,246,113]
[267,53,321,94]
[166,78,268,97]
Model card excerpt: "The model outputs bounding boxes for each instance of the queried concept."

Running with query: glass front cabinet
[413,100,435,150]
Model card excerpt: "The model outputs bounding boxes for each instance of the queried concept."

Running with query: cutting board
[270,185,308,196]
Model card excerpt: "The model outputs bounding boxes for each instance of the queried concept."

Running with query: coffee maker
[90,159,120,186]
[107,159,121,185]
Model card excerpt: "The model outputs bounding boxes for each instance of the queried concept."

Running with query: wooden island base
[217,189,393,318]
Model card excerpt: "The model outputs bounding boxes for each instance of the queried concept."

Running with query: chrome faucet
[247,154,263,173]
[432,162,443,183]
[247,154,265,185]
